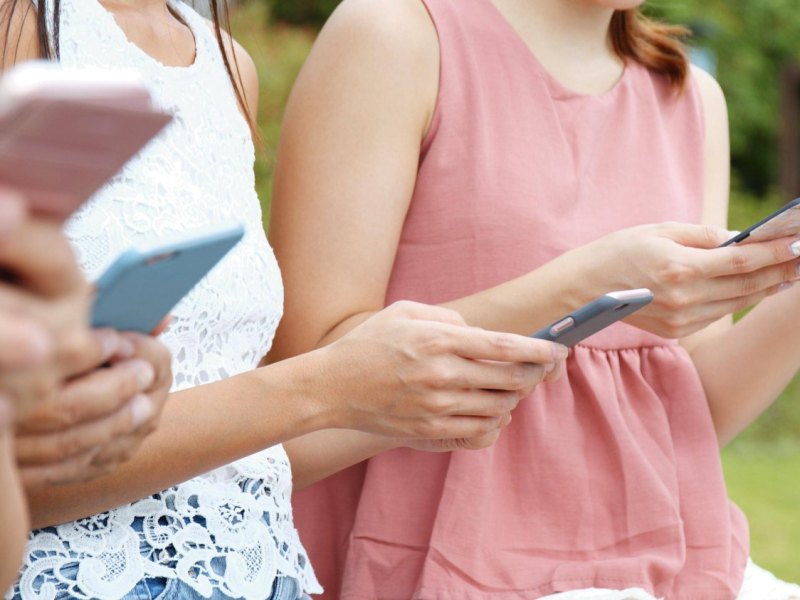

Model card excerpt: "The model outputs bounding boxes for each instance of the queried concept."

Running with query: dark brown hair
[1,0,257,129]
[610,9,690,91]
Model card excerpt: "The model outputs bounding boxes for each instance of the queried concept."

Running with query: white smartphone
[531,289,654,347]
[91,223,245,334]
[0,61,172,219]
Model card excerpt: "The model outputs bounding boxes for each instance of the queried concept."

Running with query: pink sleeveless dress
[293,0,749,597]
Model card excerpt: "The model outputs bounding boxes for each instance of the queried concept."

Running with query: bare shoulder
[0,0,42,70]
[202,19,258,112]
[302,0,439,131]
[690,64,728,122]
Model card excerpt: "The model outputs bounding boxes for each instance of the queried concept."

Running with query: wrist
[254,348,344,435]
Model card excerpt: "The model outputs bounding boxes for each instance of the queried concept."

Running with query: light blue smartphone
[91,223,245,333]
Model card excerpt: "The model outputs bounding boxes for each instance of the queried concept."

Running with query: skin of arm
[269,0,800,463]
[681,66,800,445]
[0,429,28,592]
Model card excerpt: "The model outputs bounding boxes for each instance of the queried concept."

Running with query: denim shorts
[11,569,309,600]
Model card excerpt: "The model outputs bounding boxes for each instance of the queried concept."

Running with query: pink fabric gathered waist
[333,341,748,599]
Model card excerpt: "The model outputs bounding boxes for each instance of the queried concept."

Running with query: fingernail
[117,337,136,359]
[551,344,569,361]
[791,240,800,257]
[126,359,155,389]
[130,394,154,429]
[544,362,555,373]
[92,329,119,360]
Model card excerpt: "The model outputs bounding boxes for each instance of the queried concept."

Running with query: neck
[495,0,617,63]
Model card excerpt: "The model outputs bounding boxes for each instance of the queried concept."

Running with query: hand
[0,197,93,416]
[15,332,172,489]
[574,222,800,338]
[310,301,567,441]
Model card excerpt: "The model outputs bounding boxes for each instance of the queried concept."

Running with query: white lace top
[9,0,322,597]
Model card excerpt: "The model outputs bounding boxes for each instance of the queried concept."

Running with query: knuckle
[740,274,760,297]
[55,432,85,458]
[414,418,441,439]
[506,364,530,390]
[660,289,689,312]
[660,259,695,286]
[423,364,454,390]
[417,330,450,356]
[729,251,751,273]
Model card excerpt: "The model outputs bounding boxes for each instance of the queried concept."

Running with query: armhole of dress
[418,0,444,159]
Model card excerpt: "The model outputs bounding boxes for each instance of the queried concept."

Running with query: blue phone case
[531,289,654,347]
[91,223,245,333]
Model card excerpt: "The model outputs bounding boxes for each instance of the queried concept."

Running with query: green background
[230,0,800,582]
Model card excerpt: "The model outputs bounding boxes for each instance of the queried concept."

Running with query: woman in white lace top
[0,0,568,598]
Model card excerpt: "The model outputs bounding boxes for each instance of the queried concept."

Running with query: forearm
[26,353,332,528]
[0,432,28,592]
[320,248,603,347]
[690,284,800,446]
[285,429,398,490]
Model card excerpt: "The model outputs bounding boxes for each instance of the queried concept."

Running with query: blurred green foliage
[263,0,340,26]
[646,0,800,199]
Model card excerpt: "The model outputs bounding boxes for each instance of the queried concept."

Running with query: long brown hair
[1,0,257,130]
[610,9,690,91]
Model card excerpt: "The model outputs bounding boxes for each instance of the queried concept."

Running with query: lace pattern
[8,0,322,597]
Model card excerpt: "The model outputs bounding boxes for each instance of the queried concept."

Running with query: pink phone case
[0,67,172,219]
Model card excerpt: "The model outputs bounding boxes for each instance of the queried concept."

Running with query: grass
[231,2,800,584]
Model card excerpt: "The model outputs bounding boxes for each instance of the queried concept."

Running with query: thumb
[656,222,732,249]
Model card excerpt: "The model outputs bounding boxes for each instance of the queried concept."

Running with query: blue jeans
[122,576,309,600]
[11,572,308,600]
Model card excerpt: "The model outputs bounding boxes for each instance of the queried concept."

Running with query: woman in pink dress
[269,0,800,598]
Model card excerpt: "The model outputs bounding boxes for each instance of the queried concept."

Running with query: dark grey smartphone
[721,197,800,247]
[531,289,654,347]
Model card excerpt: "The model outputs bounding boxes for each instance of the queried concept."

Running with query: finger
[19,449,113,490]
[0,311,53,369]
[150,316,172,337]
[656,222,732,249]
[427,414,508,440]
[0,190,27,238]
[445,357,549,394]
[437,324,568,365]
[122,333,172,392]
[17,360,154,434]
[0,219,85,297]
[443,389,522,418]
[16,393,153,464]
[90,434,146,469]
[58,329,129,378]
[387,300,467,327]
[706,259,799,302]
[695,236,800,278]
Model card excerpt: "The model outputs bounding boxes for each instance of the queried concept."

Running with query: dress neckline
[478,0,630,101]
[83,0,204,73]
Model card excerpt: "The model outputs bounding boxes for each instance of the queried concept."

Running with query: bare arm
[683,67,800,445]
[0,429,28,591]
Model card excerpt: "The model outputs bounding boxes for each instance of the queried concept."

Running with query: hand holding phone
[531,289,654,347]
[91,223,245,334]
[0,61,172,219]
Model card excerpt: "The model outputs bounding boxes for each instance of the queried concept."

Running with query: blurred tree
[265,0,341,25]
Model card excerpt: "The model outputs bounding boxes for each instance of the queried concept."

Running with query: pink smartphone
[0,62,172,219]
